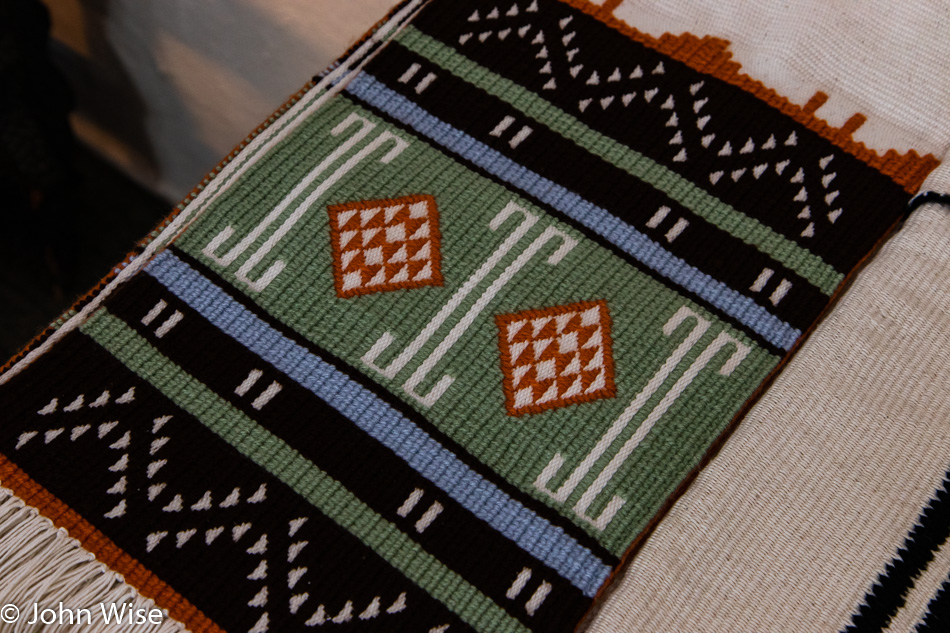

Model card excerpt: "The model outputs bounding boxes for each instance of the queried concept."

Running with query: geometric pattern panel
[0,1,938,633]
[0,332,467,633]
[328,194,443,298]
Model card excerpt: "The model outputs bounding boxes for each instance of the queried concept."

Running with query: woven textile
[587,176,950,633]
[0,1,942,631]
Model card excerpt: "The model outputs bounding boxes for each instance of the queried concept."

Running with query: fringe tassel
[0,488,185,633]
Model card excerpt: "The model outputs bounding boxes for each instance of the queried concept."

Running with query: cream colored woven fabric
[582,2,950,630]
[601,0,950,158]
[587,162,950,631]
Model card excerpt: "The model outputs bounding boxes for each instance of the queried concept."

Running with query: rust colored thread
[840,113,868,138]
[599,0,625,18]
[0,454,225,633]
[557,0,939,194]
[802,91,829,115]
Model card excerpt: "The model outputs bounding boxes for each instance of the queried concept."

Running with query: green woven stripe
[397,27,842,295]
[82,310,530,633]
[175,95,777,554]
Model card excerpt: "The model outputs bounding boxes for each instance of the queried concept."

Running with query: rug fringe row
[0,488,185,633]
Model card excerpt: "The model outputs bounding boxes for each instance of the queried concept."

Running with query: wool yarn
[0,1,945,631]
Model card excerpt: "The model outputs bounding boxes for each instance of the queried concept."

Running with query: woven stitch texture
[0,1,941,631]
[587,188,950,632]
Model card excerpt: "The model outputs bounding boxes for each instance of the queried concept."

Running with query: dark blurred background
[0,0,169,360]
[0,0,391,361]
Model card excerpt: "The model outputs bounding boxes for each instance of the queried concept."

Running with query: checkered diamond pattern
[328,194,444,298]
[496,300,616,416]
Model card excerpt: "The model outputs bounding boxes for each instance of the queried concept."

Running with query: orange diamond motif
[496,300,616,416]
[328,194,444,298]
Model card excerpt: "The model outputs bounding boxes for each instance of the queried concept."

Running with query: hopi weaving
[0,1,944,632]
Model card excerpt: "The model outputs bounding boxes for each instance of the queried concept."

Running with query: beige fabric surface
[587,159,950,631]
[604,0,950,158]
[584,2,950,629]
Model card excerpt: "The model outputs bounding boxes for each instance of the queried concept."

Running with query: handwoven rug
[0,0,943,631]
[585,184,950,633]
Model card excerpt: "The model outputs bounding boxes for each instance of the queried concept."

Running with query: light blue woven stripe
[146,249,611,597]
[345,73,800,351]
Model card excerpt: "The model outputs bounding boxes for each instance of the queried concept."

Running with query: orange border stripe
[0,453,225,633]
[561,0,939,194]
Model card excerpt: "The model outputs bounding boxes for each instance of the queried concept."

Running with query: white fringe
[0,488,185,633]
